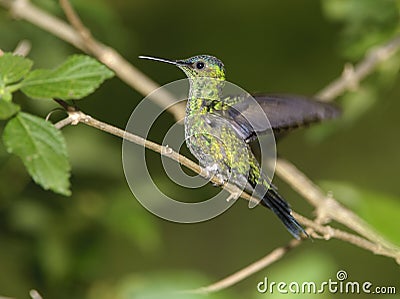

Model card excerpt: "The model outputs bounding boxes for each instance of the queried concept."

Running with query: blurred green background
[0,0,399,298]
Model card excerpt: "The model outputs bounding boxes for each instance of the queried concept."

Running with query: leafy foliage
[0,53,114,195]
[0,100,20,119]
[0,53,33,85]
[3,112,71,195]
[322,0,400,59]
[0,53,33,101]
[0,1,399,299]
[306,0,400,143]
[21,55,114,100]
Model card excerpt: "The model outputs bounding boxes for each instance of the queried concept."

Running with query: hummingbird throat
[186,77,226,115]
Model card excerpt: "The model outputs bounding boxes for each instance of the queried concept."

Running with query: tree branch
[54,106,224,192]
[12,39,31,56]
[53,104,400,263]
[275,159,400,255]
[187,239,302,294]
[0,0,185,121]
[2,0,400,292]
[52,104,400,294]
[315,36,400,102]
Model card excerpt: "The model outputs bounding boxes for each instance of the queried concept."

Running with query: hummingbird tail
[260,186,307,240]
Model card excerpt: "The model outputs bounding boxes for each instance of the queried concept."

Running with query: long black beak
[139,55,189,66]
[139,55,178,65]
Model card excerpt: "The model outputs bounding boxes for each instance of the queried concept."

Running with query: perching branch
[54,102,400,263]
[52,102,400,294]
[53,103,237,195]
[2,0,400,293]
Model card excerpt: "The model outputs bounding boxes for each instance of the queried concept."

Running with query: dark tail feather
[260,186,307,240]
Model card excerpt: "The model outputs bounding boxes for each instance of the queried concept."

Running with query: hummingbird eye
[195,61,205,70]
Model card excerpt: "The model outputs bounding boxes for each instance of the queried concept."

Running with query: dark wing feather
[226,94,341,142]
[253,94,341,132]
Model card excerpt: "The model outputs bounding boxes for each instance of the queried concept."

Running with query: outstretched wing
[225,94,341,142]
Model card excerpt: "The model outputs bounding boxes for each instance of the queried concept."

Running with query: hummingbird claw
[203,164,218,178]
[202,164,227,186]
[214,173,227,186]
[206,164,219,173]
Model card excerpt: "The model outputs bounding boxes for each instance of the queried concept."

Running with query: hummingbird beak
[139,55,191,67]
[139,55,178,65]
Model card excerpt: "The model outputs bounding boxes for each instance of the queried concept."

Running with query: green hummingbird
[139,54,339,239]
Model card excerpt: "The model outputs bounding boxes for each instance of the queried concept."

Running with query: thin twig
[293,213,399,261]
[29,290,43,299]
[0,0,185,120]
[54,108,239,195]
[1,0,399,118]
[53,104,400,265]
[315,36,400,102]
[2,1,400,235]
[188,211,399,294]
[59,0,96,49]
[276,159,400,255]
[54,116,74,129]
[2,0,400,292]
[0,0,83,49]
[59,0,186,120]
[1,0,398,193]
[188,239,302,294]
[12,39,31,56]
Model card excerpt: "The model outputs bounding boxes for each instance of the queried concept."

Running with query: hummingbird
[139,54,339,239]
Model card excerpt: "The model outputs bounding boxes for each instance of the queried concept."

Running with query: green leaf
[21,55,114,100]
[0,53,33,85]
[3,112,71,195]
[322,0,399,59]
[0,100,20,119]
[0,90,12,102]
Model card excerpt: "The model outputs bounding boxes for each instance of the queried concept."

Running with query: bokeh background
[0,0,399,298]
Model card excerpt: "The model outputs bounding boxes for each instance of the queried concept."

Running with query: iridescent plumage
[140,54,339,239]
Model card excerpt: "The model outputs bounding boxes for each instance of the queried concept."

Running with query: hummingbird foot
[213,173,227,186]
[200,165,213,179]
[205,163,219,174]
[201,164,227,186]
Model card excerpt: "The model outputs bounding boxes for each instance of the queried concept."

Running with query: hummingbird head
[139,55,226,80]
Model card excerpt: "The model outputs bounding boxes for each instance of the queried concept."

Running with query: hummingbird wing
[225,94,341,142]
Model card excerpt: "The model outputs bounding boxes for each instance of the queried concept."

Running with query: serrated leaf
[0,53,33,85]
[0,100,20,119]
[3,112,71,196]
[21,55,114,100]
